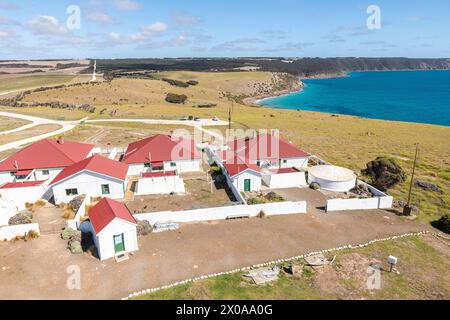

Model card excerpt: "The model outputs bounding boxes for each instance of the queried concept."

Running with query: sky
[0,0,449,59]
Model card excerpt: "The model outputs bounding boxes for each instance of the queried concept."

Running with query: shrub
[165,93,188,104]
[310,182,321,190]
[362,156,406,191]
[162,78,190,88]
[69,240,83,254]
[187,80,199,86]
[8,213,31,226]
[435,214,450,234]
[247,197,265,205]
[137,220,153,236]
[61,227,78,241]
[265,191,285,202]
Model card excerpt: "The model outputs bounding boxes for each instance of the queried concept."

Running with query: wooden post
[403,144,419,216]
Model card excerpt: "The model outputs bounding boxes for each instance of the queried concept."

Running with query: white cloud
[211,38,265,52]
[0,29,14,39]
[87,12,113,24]
[107,21,168,44]
[27,16,68,36]
[0,14,19,26]
[113,0,141,11]
[173,11,202,25]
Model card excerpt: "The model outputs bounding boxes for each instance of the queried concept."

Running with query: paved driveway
[270,187,328,213]
[0,209,430,300]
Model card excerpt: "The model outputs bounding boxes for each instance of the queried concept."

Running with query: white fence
[0,223,40,241]
[134,201,307,225]
[326,180,393,212]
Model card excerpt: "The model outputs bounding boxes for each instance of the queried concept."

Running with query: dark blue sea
[260,70,450,126]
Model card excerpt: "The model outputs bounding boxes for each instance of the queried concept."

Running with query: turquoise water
[260,70,450,126]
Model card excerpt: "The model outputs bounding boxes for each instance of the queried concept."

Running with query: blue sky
[0,0,448,59]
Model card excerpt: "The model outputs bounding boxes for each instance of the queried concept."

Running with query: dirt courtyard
[0,209,431,300]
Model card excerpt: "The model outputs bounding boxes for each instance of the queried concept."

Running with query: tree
[362,156,406,191]
[165,93,187,104]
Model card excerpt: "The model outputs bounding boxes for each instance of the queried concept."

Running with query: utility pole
[403,143,419,216]
[228,105,232,131]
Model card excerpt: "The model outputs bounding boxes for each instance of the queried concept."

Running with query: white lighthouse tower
[91,60,97,82]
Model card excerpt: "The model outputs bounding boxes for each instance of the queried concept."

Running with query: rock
[414,180,442,193]
[69,195,86,213]
[291,264,303,279]
[351,184,373,198]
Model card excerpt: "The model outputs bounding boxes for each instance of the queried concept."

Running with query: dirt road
[0,209,430,300]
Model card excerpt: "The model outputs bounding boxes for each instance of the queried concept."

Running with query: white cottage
[122,134,201,176]
[224,162,262,192]
[85,197,138,261]
[49,155,129,204]
[0,180,49,211]
[0,138,94,185]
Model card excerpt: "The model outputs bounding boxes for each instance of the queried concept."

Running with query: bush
[247,197,266,205]
[137,220,153,236]
[162,78,190,88]
[165,93,188,104]
[61,227,78,241]
[435,214,450,234]
[8,213,31,225]
[362,157,406,191]
[187,80,199,86]
[265,192,285,202]
[310,182,321,190]
[69,240,83,254]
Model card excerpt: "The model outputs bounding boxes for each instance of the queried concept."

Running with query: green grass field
[135,235,449,300]
[0,74,91,93]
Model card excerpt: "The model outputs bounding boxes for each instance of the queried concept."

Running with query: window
[42,170,50,176]
[170,162,177,167]
[101,184,110,195]
[256,161,261,167]
[65,188,78,196]
[144,163,151,168]
[283,160,288,164]
[152,165,164,171]
[10,172,16,176]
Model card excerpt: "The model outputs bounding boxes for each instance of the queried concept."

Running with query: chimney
[58,136,64,145]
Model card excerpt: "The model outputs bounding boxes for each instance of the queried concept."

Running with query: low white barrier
[326,180,394,212]
[134,201,307,225]
[0,223,40,241]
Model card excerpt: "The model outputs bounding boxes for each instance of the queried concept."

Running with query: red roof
[225,134,309,163]
[0,180,46,189]
[271,167,300,174]
[0,139,94,172]
[50,155,128,186]
[224,155,261,177]
[142,170,177,178]
[122,134,200,165]
[88,198,136,234]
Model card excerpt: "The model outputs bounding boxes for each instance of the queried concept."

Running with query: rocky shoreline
[243,71,347,106]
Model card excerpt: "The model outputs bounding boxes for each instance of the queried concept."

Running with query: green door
[244,179,251,192]
[114,234,125,253]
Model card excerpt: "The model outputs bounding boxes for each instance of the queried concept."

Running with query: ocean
[259,70,450,126]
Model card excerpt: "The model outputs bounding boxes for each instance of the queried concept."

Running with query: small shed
[0,180,48,211]
[224,162,262,192]
[308,165,357,192]
[86,198,138,261]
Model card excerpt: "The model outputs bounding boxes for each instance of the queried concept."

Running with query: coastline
[244,71,347,106]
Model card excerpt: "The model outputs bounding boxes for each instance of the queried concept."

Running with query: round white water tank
[308,165,357,192]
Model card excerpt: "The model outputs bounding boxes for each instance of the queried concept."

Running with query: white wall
[32,168,63,182]
[0,185,48,211]
[232,170,262,192]
[0,199,17,226]
[134,201,307,225]
[163,160,201,173]
[279,157,309,169]
[326,197,393,212]
[0,172,14,185]
[136,176,185,195]
[52,171,125,204]
[127,160,201,177]
[94,219,138,261]
[0,223,40,241]
[262,172,307,189]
